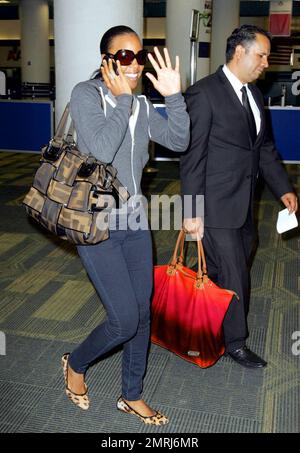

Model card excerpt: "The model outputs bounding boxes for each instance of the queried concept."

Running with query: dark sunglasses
[106,49,148,66]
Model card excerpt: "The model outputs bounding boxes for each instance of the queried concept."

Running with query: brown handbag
[23,104,129,245]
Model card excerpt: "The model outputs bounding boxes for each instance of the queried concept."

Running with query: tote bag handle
[169,230,208,284]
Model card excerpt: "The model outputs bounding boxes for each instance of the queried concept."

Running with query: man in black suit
[181,25,298,368]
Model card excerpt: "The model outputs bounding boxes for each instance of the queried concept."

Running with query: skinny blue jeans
[68,228,153,401]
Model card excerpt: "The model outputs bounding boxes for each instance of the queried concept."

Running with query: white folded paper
[276,208,298,234]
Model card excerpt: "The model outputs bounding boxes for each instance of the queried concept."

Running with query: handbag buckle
[102,171,114,190]
[43,140,63,162]
[78,161,97,177]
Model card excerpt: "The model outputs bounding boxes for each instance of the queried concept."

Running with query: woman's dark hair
[226,24,271,63]
[91,25,138,79]
[100,25,138,54]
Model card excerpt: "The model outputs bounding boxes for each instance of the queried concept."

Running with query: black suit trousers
[202,210,257,352]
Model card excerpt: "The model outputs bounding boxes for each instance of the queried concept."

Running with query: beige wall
[0,19,54,39]
[1,15,300,41]
[0,18,158,68]
[239,16,267,28]
[0,20,20,39]
[1,15,299,72]
[144,17,165,39]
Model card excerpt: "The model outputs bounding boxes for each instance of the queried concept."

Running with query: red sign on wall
[269,13,291,36]
[269,0,292,37]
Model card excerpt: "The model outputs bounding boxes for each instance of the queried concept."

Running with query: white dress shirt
[222,64,261,135]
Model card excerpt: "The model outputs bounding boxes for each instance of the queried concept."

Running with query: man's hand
[183,217,204,240]
[280,192,298,214]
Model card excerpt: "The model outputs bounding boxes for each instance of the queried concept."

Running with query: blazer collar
[216,66,250,136]
[247,83,265,145]
[216,66,264,147]
[216,65,245,111]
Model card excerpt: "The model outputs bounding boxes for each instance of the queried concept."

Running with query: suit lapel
[248,84,265,146]
[216,67,253,145]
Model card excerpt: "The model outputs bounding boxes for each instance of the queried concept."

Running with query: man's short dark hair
[226,24,272,63]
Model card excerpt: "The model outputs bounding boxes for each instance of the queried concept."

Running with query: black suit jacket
[180,66,293,228]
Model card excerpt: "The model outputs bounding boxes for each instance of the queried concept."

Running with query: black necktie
[241,86,257,144]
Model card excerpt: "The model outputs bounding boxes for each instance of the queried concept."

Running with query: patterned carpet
[0,151,299,433]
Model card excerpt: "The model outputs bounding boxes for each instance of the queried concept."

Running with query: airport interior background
[1,0,300,161]
[1,1,300,105]
[0,0,299,435]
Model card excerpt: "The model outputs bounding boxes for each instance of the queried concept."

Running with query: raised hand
[146,47,181,97]
[101,58,132,97]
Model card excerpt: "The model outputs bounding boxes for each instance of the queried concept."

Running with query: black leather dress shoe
[227,346,267,368]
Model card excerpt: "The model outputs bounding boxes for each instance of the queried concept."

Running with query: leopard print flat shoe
[116,397,169,425]
[61,353,89,411]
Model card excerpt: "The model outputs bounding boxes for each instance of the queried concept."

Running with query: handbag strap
[51,85,106,148]
[65,119,76,144]
[48,87,130,202]
[51,103,70,147]
[170,230,207,282]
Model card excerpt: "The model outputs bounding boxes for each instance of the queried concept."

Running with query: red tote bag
[151,230,236,368]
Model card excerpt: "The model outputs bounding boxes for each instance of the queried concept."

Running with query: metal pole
[190,10,200,86]
[190,41,197,86]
